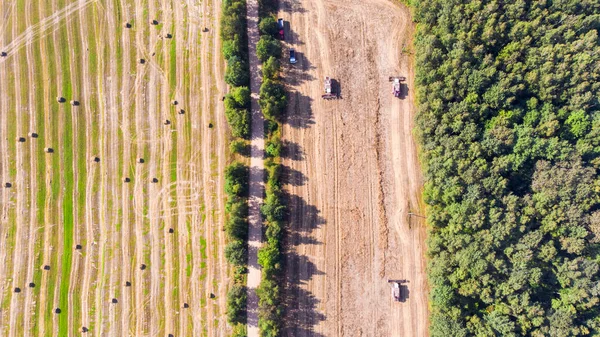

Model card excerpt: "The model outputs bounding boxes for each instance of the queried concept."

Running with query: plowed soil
[279,0,429,336]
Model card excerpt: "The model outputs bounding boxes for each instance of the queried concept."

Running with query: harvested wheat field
[0,0,229,336]
[279,0,429,336]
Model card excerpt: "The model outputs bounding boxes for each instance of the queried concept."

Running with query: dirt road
[279,0,429,336]
[245,0,264,335]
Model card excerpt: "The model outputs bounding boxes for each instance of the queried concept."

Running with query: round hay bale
[124,22,131,28]
[0,51,7,57]
[123,177,131,183]
[178,109,185,115]
[168,228,174,234]
[140,264,146,270]
[151,19,158,25]
[29,282,35,288]
[183,303,189,308]
[208,123,213,129]
[56,96,65,103]
[92,156,100,163]
[171,100,178,105]
[14,287,21,293]
[137,158,145,163]
[17,137,26,142]
[54,308,61,314]
[43,265,50,270]
[125,281,131,287]
[164,119,171,125]
[44,147,54,153]
[165,33,172,38]
[151,178,158,183]
[75,244,82,250]
[139,58,146,64]
[81,327,88,333]
[70,100,79,106]
[29,132,38,138]
[111,298,118,304]
[4,182,11,188]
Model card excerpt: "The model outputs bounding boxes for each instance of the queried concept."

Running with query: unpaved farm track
[280,0,429,336]
[0,0,230,336]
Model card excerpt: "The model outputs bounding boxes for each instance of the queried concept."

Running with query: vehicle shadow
[284,92,315,129]
[400,284,410,302]
[399,83,409,99]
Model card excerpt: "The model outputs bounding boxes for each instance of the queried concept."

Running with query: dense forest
[413,0,600,335]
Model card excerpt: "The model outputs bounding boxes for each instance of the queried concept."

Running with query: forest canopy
[414,0,600,335]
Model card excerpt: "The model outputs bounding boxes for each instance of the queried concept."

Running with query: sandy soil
[0,0,230,336]
[279,0,429,336]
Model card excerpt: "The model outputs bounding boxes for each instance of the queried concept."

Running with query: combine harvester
[322,76,339,100]
[388,279,408,302]
[389,76,406,98]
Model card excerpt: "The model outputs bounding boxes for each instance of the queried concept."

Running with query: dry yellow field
[0,0,231,335]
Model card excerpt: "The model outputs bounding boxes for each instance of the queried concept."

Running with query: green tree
[256,35,282,62]
[259,79,287,120]
[225,240,248,266]
[262,56,280,81]
[259,16,278,37]
[225,56,249,87]
[226,284,247,324]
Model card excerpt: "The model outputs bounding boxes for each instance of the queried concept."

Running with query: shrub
[230,139,250,156]
[265,134,281,157]
[231,324,247,337]
[259,16,278,37]
[226,284,247,324]
[225,240,248,266]
[256,35,282,62]
[225,56,249,87]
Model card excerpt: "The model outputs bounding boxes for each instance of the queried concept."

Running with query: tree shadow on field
[285,52,315,86]
[281,164,307,186]
[282,194,326,335]
[282,140,305,161]
[283,256,326,337]
[284,92,315,129]
[281,0,308,14]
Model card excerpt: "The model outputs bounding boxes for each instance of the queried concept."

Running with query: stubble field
[0,0,230,336]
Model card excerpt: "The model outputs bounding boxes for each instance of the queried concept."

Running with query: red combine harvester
[389,76,406,98]
[322,76,338,100]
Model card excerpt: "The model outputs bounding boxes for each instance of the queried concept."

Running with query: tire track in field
[8,2,30,333]
[0,0,96,61]
[118,2,135,335]
[132,0,148,333]
[22,0,42,333]
[211,0,229,327]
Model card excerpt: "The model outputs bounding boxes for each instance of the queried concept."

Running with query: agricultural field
[278,0,429,336]
[0,0,231,336]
